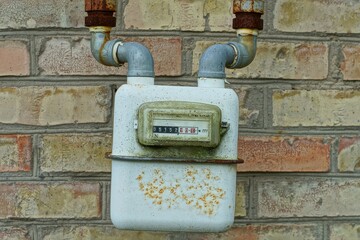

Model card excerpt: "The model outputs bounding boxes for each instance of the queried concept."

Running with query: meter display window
[137,101,222,148]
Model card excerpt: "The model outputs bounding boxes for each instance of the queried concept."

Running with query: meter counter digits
[137,101,225,148]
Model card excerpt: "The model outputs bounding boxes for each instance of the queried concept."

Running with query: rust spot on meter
[137,167,225,216]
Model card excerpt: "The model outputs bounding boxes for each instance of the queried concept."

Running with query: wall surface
[0,0,359,239]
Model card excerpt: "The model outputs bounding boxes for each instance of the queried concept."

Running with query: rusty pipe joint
[233,0,264,30]
[85,0,117,27]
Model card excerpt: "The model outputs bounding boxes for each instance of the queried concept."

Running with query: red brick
[237,136,330,172]
[0,40,30,76]
[0,135,32,172]
[0,182,101,219]
[341,44,360,80]
[0,228,30,240]
[38,37,182,76]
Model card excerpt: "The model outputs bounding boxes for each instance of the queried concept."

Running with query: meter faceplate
[137,101,222,147]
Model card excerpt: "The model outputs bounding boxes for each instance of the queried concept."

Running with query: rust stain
[85,0,116,11]
[137,167,225,216]
[273,90,301,100]
[334,91,360,100]
[16,136,32,172]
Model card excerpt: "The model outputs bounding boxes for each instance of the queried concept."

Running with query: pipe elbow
[89,27,155,77]
[90,27,121,67]
[116,42,155,77]
[198,44,236,79]
[197,29,258,79]
[228,29,258,69]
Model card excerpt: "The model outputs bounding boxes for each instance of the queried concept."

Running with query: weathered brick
[340,44,360,80]
[257,178,360,218]
[235,181,247,217]
[0,86,111,126]
[0,0,84,29]
[330,223,360,240]
[0,40,30,76]
[38,37,182,76]
[192,41,328,79]
[40,226,171,240]
[0,228,30,240]
[40,134,112,173]
[273,90,360,126]
[338,137,360,172]
[0,135,32,173]
[234,87,263,128]
[187,224,322,240]
[124,0,232,32]
[274,0,360,33]
[238,136,330,172]
[0,182,101,219]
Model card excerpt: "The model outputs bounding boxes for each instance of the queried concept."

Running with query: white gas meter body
[110,82,239,232]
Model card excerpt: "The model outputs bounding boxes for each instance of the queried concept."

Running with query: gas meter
[109,82,240,232]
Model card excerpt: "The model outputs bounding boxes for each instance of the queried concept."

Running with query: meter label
[153,126,201,135]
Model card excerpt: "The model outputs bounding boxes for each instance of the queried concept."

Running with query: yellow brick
[124,0,232,32]
[274,0,360,33]
[273,90,360,127]
[40,134,112,173]
[0,86,111,126]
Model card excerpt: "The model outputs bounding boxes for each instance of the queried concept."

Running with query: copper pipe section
[233,0,264,30]
[85,0,116,27]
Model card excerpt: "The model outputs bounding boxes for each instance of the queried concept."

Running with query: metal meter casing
[137,101,222,148]
[110,83,239,232]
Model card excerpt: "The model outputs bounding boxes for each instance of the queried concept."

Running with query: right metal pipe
[197,0,264,85]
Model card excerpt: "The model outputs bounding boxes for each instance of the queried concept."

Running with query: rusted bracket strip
[106,154,244,165]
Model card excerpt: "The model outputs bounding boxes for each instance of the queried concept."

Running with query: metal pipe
[197,0,263,83]
[85,0,155,80]
[116,42,155,77]
[89,27,122,67]
[197,44,237,79]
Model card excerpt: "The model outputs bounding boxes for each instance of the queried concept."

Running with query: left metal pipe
[85,0,155,78]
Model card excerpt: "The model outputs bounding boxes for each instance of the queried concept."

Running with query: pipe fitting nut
[85,12,116,27]
[85,0,117,27]
[232,0,264,30]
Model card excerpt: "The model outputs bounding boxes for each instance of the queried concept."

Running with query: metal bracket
[106,153,244,165]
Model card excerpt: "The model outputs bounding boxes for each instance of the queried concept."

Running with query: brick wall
[0,0,359,239]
